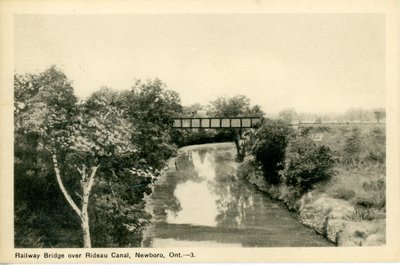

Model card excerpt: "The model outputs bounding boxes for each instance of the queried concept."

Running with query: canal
[142,143,332,247]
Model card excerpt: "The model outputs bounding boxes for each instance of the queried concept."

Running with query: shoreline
[240,156,386,246]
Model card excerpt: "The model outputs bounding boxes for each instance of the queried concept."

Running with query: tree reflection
[209,154,257,229]
[149,151,204,221]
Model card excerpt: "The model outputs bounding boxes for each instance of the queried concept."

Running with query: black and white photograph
[1,0,399,263]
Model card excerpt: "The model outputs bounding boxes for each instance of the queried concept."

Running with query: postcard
[1,0,399,263]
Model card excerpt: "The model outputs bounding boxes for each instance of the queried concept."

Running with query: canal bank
[239,156,386,246]
[142,143,332,247]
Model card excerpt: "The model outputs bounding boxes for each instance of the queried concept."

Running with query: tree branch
[86,165,99,195]
[75,191,83,200]
[101,109,112,121]
[52,153,82,218]
[75,165,84,176]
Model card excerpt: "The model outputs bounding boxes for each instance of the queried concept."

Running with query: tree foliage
[208,95,264,117]
[283,136,335,192]
[206,95,264,159]
[14,67,179,247]
[120,79,182,169]
[278,108,299,124]
[247,119,293,184]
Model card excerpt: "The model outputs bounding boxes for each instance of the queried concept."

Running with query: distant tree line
[276,107,386,124]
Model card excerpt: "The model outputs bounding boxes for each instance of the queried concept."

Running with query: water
[142,143,332,247]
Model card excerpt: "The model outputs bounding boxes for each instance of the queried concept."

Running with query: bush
[353,178,386,209]
[349,206,384,221]
[283,136,334,192]
[365,127,386,163]
[343,127,362,163]
[249,119,293,184]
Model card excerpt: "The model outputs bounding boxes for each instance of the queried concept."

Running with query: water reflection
[166,181,219,226]
[191,149,216,180]
[142,143,332,247]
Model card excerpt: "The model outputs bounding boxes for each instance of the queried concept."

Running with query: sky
[14,14,385,114]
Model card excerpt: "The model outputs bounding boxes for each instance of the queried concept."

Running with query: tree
[283,136,334,192]
[373,108,386,123]
[120,78,182,169]
[208,95,263,117]
[15,66,81,246]
[14,67,143,248]
[56,99,136,247]
[181,103,206,117]
[248,119,293,184]
[278,108,298,124]
[208,95,264,159]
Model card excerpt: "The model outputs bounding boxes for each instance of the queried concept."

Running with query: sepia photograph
[1,0,399,263]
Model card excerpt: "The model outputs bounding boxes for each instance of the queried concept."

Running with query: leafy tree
[80,88,158,247]
[248,119,293,184]
[181,103,207,117]
[120,79,182,169]
[14,66,81,246]
[208,95,263,117]
[208,95,264,159]
[14,67,161,248]
[283,136,334,192]
[278,108,298,124]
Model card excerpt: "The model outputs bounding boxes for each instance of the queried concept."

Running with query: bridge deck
[173,117,262,129]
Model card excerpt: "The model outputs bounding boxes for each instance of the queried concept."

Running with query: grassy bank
[239,123,386,246]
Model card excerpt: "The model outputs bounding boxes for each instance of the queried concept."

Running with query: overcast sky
[14,14,385,114]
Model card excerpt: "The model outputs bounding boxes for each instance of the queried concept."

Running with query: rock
[364,233,385,246]
[336,220,386,246]
[326,219,346,243]
[299,195,355,236]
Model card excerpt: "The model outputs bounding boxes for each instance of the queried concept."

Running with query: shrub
[343,127,362,163]
[365,127,386,163]
[237,156,261,182]
[283,136,335,192]
[354,178,386,209]
[348,205,385,221]
[249,119,293,184]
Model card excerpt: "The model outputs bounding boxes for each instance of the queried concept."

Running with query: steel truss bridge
[173,117,263,129]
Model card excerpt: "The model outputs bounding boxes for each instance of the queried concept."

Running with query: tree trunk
[80,208,91,248]
[79,166,98,248]
[52,154,82,217]
[52,152,98,248]
[233,129,244,161]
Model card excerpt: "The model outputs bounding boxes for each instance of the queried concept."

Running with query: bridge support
[233,131,244,162]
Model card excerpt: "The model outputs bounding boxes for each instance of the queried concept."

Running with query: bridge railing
[172,117,263,129]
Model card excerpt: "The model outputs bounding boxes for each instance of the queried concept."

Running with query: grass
[302,125,386,221]
[316,159,386,223]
